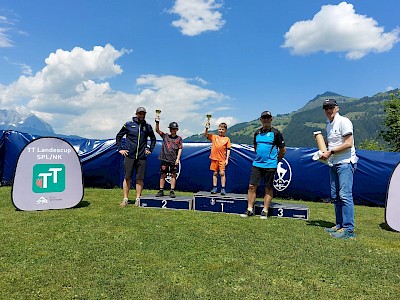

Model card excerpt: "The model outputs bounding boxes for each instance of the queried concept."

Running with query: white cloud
[0,44,233,139]
[170,0,225,36]
[282,2,400,59]
[0,15,15,47]
[212,116,238,129]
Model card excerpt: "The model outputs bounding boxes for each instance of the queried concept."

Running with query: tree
[358,139,385,151]
[380,92,400,152]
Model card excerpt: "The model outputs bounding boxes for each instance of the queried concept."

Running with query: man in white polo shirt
[319,99,358,239]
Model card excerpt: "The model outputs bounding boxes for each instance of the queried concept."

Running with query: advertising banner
[12,137,83,211]
[385,162,400,232]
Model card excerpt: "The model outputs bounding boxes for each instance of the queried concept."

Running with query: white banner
[385,162,400,232]
[12,137,83,211]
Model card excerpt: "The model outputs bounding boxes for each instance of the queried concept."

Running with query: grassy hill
[185,90,397,148]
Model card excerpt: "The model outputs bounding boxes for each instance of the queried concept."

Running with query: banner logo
[273,158,292,191]
[32,164,65,193]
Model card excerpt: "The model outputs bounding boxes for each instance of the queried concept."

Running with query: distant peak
[317,91,343,98]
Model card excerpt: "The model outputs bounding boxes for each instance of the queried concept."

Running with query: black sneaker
[260,210,269,220]
[170,190,176,198]
[156,190,164,197]
[240,209,255,218]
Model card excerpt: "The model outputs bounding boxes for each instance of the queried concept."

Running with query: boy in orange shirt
[204,122,231,195]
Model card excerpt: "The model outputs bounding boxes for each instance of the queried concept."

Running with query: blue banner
[2,130,399,207]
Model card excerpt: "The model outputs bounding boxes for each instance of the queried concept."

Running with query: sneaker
[134,197,140,207]
[120,198,129,207]
[156,190,164,197]
[170,190,176,198]
[220,188,226,196]
[210,187,218,194]
[324,226,339,233]
[330,229,356,240]
[240,209,255,218]
[260,210,269,220]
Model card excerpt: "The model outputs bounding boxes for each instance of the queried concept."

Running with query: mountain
[0,109,82,138]
[184,89,397,148]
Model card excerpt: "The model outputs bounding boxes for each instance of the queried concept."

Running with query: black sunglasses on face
[261,115,271,119]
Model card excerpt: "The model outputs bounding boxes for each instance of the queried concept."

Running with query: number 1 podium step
[193,191,248,214]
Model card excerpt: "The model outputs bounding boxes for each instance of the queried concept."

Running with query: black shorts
[249,166,276,188]
[160,161,178,174]
[124,157,146,180]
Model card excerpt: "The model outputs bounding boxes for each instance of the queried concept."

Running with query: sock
[262,208,268,213]
[247,207,253,212]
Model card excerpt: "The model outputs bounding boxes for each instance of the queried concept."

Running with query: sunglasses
[261,115,272,119]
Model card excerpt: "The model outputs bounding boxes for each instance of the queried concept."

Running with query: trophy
[155,109,161,122]
[205,114,212,129]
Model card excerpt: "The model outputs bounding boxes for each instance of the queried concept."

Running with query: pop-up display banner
[385,162,400,232]
[12,137,83,211]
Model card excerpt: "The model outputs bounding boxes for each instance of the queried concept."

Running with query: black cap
[168,122,179,129]
[136,107,147,113]
[260,111,272,118]
[322,99,338,109]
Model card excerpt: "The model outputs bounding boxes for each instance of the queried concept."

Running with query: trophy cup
[205,114,212,129]
[155,109,161,122]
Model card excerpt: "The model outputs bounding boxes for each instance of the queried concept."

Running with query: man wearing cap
[319,99,358,239]
[241,111,286,219]
[154,119,183,198]
[116,107,156,207]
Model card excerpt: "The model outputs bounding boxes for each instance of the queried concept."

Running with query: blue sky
[0,0,399,138]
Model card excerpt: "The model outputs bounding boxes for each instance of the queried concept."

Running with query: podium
[139,192,309,220]
[193,191,248,214]
[139,195,193,210]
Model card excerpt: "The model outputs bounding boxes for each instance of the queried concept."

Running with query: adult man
[241,111,286,219]
[116,107,156,207]
[320,99,358,239]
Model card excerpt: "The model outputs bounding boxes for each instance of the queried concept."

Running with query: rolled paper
[313,131,327,152]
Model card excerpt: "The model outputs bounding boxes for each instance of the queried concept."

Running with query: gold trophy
[155,109,161,122]
[205,114,212,129]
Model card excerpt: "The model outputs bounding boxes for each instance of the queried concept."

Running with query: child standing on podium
[155,117,183,198]
[204,121,231,195]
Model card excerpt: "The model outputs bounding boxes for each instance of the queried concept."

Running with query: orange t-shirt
[207,134,231,161]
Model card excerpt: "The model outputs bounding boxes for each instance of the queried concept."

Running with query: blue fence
[1,130,399,206]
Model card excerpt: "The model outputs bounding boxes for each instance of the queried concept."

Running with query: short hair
[219,123,228,129]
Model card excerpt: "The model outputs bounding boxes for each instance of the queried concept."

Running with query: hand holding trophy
[155,109,161,123]
[205,114,212,129]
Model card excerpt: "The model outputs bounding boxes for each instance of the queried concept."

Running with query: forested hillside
[185,90,397,147]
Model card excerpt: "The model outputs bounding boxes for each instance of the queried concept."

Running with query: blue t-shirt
[252,127,285,169]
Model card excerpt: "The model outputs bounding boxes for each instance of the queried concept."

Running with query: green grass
[1,187,399,299]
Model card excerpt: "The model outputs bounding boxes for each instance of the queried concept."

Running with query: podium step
[255,202,309,220]
[139,195,193,210]
[193,191,247,214]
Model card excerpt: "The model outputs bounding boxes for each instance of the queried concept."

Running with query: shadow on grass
[306,220,335,228]
[74,200,91,209]
[379,222,398,232]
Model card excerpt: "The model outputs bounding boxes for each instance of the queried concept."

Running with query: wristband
[331,150,335,154]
